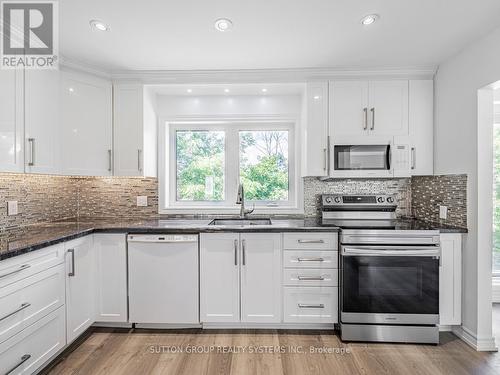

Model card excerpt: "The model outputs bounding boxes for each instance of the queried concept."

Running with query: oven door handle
[342,246,440,257]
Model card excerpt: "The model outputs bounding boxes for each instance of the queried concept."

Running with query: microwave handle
[386,145,391,170]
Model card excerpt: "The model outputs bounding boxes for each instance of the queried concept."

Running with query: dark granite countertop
[0,217,467,261]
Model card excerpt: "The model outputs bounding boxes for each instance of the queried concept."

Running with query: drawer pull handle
[298,304,325,309]
[0,302,31,322]
[297,239,325,244]
[6,354,31,374]
[0,264,31,279]
[297,257,324,262]
[297,276,325,281]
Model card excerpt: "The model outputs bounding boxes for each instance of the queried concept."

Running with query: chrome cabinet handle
[297,257,324,262]
[298,304,324,309]
[0,264,31,279]
[297,276,325,281]
[298,239,325,244]
[67,249,75,277]
[234,239,238,266]
[242,239,246,266]
[6,354,31,374]
[0,302,31,322]
[370,108,375,130]
[363,107,368,130]
[27,138,35,166]
[108,149,112,172]
[323,148,327,171]
[137,149,143,172]
[411,147,416,170]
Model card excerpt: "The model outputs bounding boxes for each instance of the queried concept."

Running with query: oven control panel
[322,194,396,207]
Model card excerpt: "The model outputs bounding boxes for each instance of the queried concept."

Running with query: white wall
[435,25,500,350]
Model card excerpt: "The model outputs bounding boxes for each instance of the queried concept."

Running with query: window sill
[160,206,304,215]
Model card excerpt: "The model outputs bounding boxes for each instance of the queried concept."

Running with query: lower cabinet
[65,236,96,344]
[439,233,462,326]
[94,234,128,323]
[200,233,281,324]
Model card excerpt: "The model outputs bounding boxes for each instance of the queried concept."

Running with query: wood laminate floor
[44,328,500,375]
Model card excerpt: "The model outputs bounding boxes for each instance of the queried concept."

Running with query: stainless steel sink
[209,218,272,226]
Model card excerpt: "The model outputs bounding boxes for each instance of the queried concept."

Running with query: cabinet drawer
[283,250,338,269]
[283,287,338,323]
[283,233,337,250]
[0,244,65,289]
[283,269,338,287]
[0,264,65,344]
[0,306,65,374]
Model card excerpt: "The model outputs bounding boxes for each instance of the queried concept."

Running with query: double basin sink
[209,218,272,226]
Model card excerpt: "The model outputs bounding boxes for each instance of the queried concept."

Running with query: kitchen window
[159,120,300,214]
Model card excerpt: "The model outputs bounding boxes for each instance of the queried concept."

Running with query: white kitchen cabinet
[302,82,329,177]
[329,80,369,138]
[240,233,281,323]
[409,80,434,176]
[65,236,95,343]
[24,69,61,174]
[368,80,409,137]
[0,69,24,173]
[439,233,462,326]
[200,233,240,323]
[329,80,408,140]
[60,71,113,176]
[113,84,157,177]
[94,234,127,323]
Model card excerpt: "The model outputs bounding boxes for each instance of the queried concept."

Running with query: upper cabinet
[301,82,329,177]
[60,71,113,176]
[113,84,157,177]
[329,80,408,140]
[0,70,24,173]
[24,70,61,174]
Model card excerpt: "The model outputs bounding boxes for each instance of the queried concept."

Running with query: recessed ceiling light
[361,14,379,25]
[224,88,230,93]
[68,87,74,93]
[261,88,268,93]
[215,18,233,32]
[186,89,192,93]
[313,95,321,100]
[90,20,110,32]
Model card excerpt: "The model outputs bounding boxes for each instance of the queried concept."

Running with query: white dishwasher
[128,234,199,326]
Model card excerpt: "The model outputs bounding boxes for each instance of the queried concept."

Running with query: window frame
[159,117,303,215]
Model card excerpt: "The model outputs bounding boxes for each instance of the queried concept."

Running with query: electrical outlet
[439,205,448,220]
[7,201,18,216]
[137,196,148,207]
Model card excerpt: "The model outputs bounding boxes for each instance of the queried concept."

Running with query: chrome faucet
[236,183,254,218]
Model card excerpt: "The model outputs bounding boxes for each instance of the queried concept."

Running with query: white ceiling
[148,83,304,96]
[60,0,500,72]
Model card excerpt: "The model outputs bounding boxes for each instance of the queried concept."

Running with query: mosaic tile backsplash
[0,172,468,231]
[411,174,467,228]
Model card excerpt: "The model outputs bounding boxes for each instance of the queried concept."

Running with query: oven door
[340,245,440,325]
[332,144,393,178]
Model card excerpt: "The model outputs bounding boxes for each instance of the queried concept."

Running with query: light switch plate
[7,201,18,216]
[439,205,448,220]
[137,196,148,207]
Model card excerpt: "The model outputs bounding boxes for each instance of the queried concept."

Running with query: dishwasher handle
[127,235,198,243]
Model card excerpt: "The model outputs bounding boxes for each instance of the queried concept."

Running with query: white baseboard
[135,323,202,329]
[452,326,498,352]
[93,322,133,328]
[202,322,336,330]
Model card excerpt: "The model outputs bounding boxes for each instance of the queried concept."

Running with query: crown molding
[59,56,111,79]
[110,66,437,84]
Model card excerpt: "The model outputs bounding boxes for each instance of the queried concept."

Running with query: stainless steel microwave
[331,141,410,178]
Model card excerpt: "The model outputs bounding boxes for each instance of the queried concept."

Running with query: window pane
[493,123,500,273]
[239,130,289,201]
[176,130,225,201]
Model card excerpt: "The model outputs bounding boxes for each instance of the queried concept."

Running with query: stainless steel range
[321,194,441,344]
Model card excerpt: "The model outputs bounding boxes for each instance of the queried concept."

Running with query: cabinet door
[409,80,434,175]
[368,80,409,136]
[61,71,112,176]
[302,82,329,177]
[0,69,24,172]
[240,233,281,323]
[200,233,240,323]
[113,84,144,176]
[65,236,95,343]
[439,234,462,326]
[24,70,60,174]
[94,234,127,323]
[329,81,369,138]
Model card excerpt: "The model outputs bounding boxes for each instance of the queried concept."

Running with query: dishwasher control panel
[127,234,198,243]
